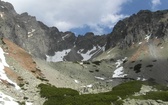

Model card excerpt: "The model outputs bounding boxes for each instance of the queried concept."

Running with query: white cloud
[2,0,130,34]
[151,0,161,10]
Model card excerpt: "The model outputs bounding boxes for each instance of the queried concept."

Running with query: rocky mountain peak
[1,1,168,105]
[0,1,107,62]
[0,0,17,16]
[106,9,168,50]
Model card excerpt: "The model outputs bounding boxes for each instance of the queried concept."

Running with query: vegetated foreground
[38,80,168,105]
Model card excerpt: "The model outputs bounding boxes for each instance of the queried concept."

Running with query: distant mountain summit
[106,10,168,50]
[0,1,107,62]
[0,1,168,63]
[1,1,168,105]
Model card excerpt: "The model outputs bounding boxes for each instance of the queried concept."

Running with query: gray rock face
[106,10,168,50]
[0,1,107,61]
[1,1,168,62]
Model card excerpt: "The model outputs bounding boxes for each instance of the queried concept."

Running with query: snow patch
[145,34,151,42]
[28,29,35,38]
[160,47,164,49]
[1,6,4,8]
[112,57,127,78]
[46,49,71,62]
[74,79,79,84]
[115,57,127,68]
[79,62,83,65]
[112,67,127,78]
[142,78,147,81]
[137,77,141,80]
[28,34,33,38]
[0,47,20,90]
[62,34,70,40]
[78,49,84,53]
[0,12,4,18]
[26,102,33,105]
[0,91,19,105]
[86,84,93,88]
[107,50,111,54]
[137,77,147,81]
[139,42,142,45]
[78,45,105,61]
[17,25,20,28]
[78,46,96,61]
[81,84,93,88]
[94,76,105,80]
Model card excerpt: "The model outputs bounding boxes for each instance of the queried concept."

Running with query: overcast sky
[2,0,168,35]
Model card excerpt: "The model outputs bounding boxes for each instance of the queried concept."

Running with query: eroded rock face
[106,10,168,50]
[1,1,168,62]
[0,1,107,61]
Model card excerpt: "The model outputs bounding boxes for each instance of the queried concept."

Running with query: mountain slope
[0,38,46,105]
[0,1,107,62]
[95,10,168,84]
[1,1,168,105]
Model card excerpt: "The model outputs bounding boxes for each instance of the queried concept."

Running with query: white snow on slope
[81,84,93,88]
[139,42,142,45]
[46,49,71,62]
[1,6,4,8]
[77,46,96,61]
[74,79,79,84]
[94,76,105,80]
[27,29,35,35]
[62,34,70,40]
[115,57,127,68]
[112,67,127,78]
[26,101,33,105]
[0,47,20,90]
[145,34,151,42]
[0,12,4,19]
[28,29,35,38]
[0,91,19,105]
[137,77,147,81]
[112,57,127,78]
[78,45,105,61]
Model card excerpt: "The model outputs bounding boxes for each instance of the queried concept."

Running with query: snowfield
[78,45,105,61]
[112,57,127,78]
[46,49,71,62]
[0,47,20,90]
[0,91,19,105]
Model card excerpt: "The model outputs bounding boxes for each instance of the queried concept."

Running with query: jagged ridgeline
[0,0,107,62]
[0,0,168,62]
[106,10,168,49]
[0,1,168,105]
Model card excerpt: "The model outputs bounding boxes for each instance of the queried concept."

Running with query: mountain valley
[0,0,168,105]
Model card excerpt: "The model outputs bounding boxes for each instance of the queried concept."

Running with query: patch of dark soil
[134,64,142,73]
[157,42,162,46]
[131,61,135,63]
[110,58,115,62]
[123,60,128,64]
[83,61,90,64]
[153,60,157,62]
[95,69,99,72]
[129,67,133,69]
[92,61,101,65]
[89,70,94,73]
[146,65,153,67]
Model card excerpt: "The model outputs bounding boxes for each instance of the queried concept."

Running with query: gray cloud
[3,0,130,34]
